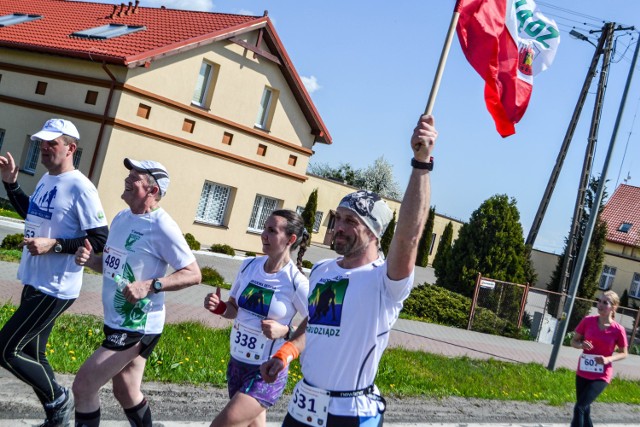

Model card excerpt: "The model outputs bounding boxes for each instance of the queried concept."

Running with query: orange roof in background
[0,0,331,144]
[600,184,640,248]
[0,0,261,65]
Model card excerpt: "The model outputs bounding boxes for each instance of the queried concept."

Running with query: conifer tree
[416,206,436,267]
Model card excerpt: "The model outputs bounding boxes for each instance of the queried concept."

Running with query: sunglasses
[596,298,612,306]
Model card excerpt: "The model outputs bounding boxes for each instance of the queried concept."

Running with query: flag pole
[425,0,462,115]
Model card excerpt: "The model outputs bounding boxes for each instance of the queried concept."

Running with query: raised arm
[386,115,438,280]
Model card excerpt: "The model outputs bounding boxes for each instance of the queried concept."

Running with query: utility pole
[548,25,639,371]
[551,23,615,320]
[525,24,609,248]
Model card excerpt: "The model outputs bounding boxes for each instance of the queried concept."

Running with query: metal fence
[467,273,639,347]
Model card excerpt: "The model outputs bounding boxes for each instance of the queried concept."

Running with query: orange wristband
[272,341,300,368]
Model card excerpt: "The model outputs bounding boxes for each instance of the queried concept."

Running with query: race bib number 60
[579,354,604,374]
[288,381,330,426]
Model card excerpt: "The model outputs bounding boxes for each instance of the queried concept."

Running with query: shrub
[200,266,226,287]
[1,233,24,250]
[209,244,235,257]
[301,260,313,269]
[184,233,201,251]
[402,283,528,339]
[244,251,257,257]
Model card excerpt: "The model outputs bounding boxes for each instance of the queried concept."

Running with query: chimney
[118,3,126,17]
[133,0,140,14]
[110,4,118,19]
[126,2,133,15]
[263,10,268,17]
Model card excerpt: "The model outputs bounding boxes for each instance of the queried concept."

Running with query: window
[257,144,267,156]
[429,233,437,255]
[288,155,297,166]
[72,24,145,40]
[222,132,233,145]
[195,182,231,226]
[313,211,323,233]
[85,90,99,105]
[137,104,151,119]
[0,129,5,152]
[599,265,616,290]
[618,222,632,233]
[35,81,47,95]
[255,87,277,130]
[248,195,278,232]
[630,273,640,299]
[73,148,83,169]
[183,119,195,133]
[22,138,41,173]
[192,61,218,107]
[0,13,42,27]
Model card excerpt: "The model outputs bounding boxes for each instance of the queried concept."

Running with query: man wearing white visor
[0,118,108,427]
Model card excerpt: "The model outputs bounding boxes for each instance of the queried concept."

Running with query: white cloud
[301,75,321,94]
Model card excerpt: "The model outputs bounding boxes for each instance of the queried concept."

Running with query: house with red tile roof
[0,0,336,252]
[599,184,640,302]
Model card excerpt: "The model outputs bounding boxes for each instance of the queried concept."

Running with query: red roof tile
[0,0,261,65]
[0,0,331,144]
[601,184,640,247]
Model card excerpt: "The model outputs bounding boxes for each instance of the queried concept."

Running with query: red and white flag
[456,0,560,137]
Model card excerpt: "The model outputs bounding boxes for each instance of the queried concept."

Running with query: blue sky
[92,1,640,254]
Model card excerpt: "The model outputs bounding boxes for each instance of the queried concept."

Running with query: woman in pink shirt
[569,290,628,427]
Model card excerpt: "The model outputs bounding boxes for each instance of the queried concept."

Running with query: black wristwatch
[151,278,163,293]
[411,157,434,171]
[53,240,63,253]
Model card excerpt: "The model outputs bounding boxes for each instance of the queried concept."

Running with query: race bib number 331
[288,381,330,426]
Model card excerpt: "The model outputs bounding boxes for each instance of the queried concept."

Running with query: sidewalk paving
[1,422,638,427]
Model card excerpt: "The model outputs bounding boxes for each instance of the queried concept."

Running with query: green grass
[0,208,21,220]
[1,303,639,405]
[0,249,22,263]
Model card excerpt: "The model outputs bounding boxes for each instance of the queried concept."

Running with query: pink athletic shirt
[575,315,628,383]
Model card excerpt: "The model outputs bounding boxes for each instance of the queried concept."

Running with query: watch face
[153,280,162,292]
[54,244,62,253]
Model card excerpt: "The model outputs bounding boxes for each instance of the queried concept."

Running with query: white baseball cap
[31,119,80,141]
[124,158,170,197]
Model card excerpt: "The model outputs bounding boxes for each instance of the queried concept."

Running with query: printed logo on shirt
[125,231,143,251]
[308,278,348,327]
[27,183,57,220]
[114,265,149,329]
[237,282,274,319]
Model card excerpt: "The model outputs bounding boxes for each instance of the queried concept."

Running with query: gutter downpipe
[89,62,118,181]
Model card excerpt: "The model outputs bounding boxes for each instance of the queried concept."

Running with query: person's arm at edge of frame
[260,316,307,383]
[386,114,438,281]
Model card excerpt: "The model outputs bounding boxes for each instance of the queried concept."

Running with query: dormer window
[0,13,42,27]
[618,222,632,233]
[72,24,145,40]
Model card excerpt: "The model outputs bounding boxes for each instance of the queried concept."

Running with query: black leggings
[0,285,75,405]
[570,374,608,427]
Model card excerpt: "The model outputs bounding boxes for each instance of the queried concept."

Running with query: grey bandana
[338,190,393,239]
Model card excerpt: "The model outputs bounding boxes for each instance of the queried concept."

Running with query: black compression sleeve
[2,181,29,219]
[59,225,109,254]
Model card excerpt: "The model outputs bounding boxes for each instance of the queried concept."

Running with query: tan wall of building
[530,249,559,289]
[300,174,464,265]
[602,249,640,300]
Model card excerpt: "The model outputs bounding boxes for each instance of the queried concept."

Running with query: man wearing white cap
[262,115,438,427]
[72,158,201,427]
[0,118,109,427]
